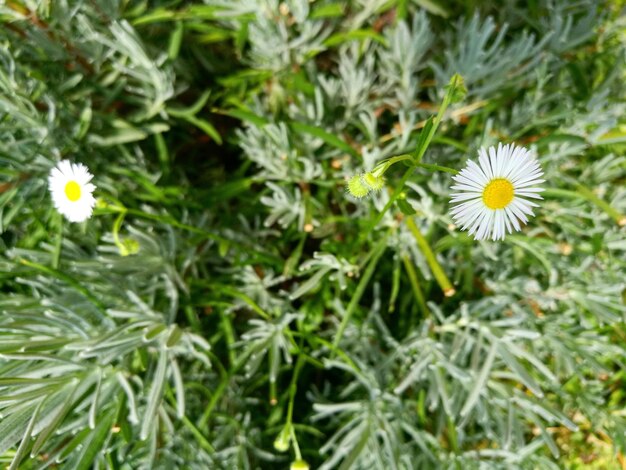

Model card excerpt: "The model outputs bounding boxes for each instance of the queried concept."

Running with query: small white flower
[48,160,96,222]
[449,144,544,241]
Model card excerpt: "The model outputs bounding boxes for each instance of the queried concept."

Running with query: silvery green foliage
[0,229,211,467]
[378,11,432,109]
[239,313,299,382]
[290,252,357,300]
[1,0,625,468]
[431,15,548,98]
[231,2,625,469]
[260,181,307,229]
[539,0,599,53]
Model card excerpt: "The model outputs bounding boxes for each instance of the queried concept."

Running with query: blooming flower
[48,160,96,222]
[449,144,544,241]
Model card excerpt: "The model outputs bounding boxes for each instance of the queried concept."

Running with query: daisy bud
[290,460,310,470]
[363,172,385,191]
[273,424,291,452]
[347,174,370,198]
[119,238,140,257]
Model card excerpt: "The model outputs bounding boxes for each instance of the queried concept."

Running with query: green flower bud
[119,238,140,257]
[347,174,370,198]
[445,73,467,103]
[273,424,291,452]
[95,198,108,209]
[290,460,310,470]
[363,172,385,191]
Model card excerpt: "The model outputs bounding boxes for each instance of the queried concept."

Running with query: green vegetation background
[0,0,625,468]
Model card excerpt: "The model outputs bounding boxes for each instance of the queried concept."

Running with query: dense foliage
[1,0,625,468]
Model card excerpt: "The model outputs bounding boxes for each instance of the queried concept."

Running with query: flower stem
[112,210,127,255]
[413,74,463,163]
[574,185,625,226]
[333,235,388,351]
[406,217,455,297]
[367,74,464,232]
[415,162,458,175]
[287,354,305,459]
[368,166,414,231]
[401,254,430,317]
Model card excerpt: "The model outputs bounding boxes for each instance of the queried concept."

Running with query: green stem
[371,154,413,176]
[333,236,388,351]
[575,184,625,226]
[413,74,461,163]
[219,286,272,320]
[287,354,305,459]
[415,163,458,175]
[198,354,247,427]
[367,75,463,232]
[388,254,401,314]
[406,218,455,297]
[165,388,215,454]
[369,166,414,231]
[220,310,236,368]
[462,245,473,295]
[112,210,127,255]
[401,254,430,318]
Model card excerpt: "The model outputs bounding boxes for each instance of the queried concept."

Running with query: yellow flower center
[482,178,514,209]
[64,181,81,202]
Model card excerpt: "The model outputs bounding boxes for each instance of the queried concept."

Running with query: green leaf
[168,20,184,60]
[167,91,211,118]
[414,0,450,18]
[88,123,170,146]
[460,341,497,417]
[396,198,416,216]
[310,3,344,19]
[498,345,543,398]
[8,400,43,470]
[0,402,40,456]
[323,29,388,47]
[166,325,183,347]
[31,382,79,456]
[140,348,168,440]
[183,115,223,144]
[216,108,269,127]
[131,8,177,25]
[67,410,115,470]
[412,117,434,159]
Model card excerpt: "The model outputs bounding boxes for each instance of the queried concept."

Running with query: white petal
[478,149,493,180]
[450,192,482,202]
[466,160,489,184]
[475,210,494,240]
[504,206,521,231]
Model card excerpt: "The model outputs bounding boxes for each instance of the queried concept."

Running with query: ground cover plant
[1,0,625,468]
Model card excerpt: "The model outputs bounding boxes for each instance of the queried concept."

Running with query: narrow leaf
[140,348,168,440]
[460,341,497,417]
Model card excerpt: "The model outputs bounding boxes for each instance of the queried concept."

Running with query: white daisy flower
[449,143,544,241]
[48,160,96,222]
